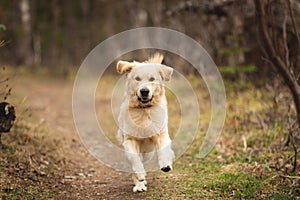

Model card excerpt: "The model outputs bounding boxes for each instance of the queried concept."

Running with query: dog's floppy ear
[159,65,173,81]
[117,61,136,74]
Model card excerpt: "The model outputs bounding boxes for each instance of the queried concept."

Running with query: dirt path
[14,77,153,199]
[5,72,299,199]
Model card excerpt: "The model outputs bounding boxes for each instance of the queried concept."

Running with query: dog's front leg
[155,131,175,172]
[123,139,147,192]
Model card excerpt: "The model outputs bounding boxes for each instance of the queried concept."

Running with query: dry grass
[94,73,299,199]
[0,109,67,199]
[0,68,299,199]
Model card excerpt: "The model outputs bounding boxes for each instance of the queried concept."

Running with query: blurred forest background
[1,0,300,199]
[0,0,299,75]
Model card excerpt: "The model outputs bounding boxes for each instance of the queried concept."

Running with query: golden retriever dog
[117,53,175,192]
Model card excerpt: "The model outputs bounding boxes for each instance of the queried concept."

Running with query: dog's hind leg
[123,139,147,192]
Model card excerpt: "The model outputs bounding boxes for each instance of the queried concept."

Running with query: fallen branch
[276,148,300,171]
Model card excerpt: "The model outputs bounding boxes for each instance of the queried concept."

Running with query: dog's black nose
[140,88,149,98]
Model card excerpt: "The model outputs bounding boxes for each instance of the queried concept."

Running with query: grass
[90,73,300,199]
[144,78,299,199]
[1,68,299,199]
[146,158,297,199]
[0,96,67,199]
[2,186,56,200]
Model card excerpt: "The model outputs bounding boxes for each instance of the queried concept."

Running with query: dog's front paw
[133,181,147,192]
[161,165,172,172]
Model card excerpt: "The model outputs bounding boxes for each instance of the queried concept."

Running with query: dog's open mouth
[137,96,153,104]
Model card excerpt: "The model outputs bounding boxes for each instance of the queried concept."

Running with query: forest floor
[0,69,299,199]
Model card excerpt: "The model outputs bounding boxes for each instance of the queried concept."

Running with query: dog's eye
[135,77,141,81]
[149,77,155,82]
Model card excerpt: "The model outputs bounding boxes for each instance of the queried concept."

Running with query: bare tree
[254,0,300,171]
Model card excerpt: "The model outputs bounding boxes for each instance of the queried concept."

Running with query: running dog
[117,53,175,192]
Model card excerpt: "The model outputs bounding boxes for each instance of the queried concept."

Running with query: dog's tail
[146,52,164,64]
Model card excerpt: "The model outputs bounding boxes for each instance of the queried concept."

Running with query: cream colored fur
[117,53,175,192]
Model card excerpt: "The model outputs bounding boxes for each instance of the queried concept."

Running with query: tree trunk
[19,0,32,66]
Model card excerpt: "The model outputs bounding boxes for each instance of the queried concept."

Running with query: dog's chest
[131,108,152,125]
[123,106,167,137]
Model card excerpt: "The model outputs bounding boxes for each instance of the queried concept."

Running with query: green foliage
[220,35,257,76]
[219,64,257,74]
[0,24,6,31]
[221,35,249,56]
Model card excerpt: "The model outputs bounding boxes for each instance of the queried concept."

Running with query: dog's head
[117,53,173,107]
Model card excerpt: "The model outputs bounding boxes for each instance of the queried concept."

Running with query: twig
[242,135,247,153]
[277,148,300,170]
[253,111,266,129]
[0,40,5,48]
[248,149,254,163]
[289,180,297,195]
[290,131,298,172]
[0,78,9,84]
[282,10,290,69]
[287,118,299,172]
[279,174,300,179]
[268,0,278,53]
